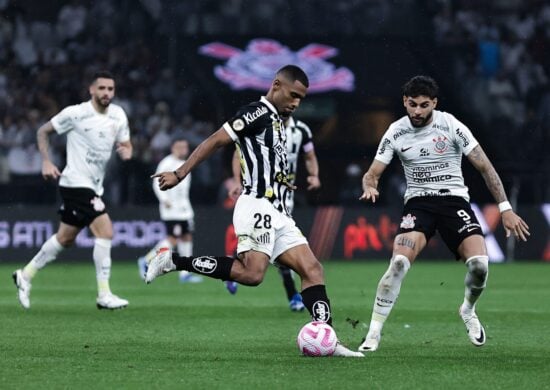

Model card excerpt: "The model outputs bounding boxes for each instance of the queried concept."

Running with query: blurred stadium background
[0,0,549,262]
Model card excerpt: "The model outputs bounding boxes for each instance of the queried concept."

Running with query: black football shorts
[398,196,483,259]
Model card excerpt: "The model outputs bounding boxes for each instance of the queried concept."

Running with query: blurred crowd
[0,0,548,206]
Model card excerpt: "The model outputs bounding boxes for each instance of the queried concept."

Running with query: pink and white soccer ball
[297,321,337,356]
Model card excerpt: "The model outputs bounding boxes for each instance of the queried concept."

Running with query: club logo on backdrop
[199,38,355,93]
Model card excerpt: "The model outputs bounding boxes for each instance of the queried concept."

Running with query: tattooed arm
[466,145,530,241]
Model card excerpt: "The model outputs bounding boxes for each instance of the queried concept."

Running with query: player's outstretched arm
[466,145,530,241]
[152,128,233,191]
[37,121,61,180]
[359,160,387,204]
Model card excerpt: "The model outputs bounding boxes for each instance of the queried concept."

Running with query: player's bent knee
[465,255,489,278]
[238,269,265,286]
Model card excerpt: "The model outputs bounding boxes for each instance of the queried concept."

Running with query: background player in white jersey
[228,116,321,311]
[12,71,132,310]
[146,65,363,357]
[137,137,202,284]
[358,75,530,352]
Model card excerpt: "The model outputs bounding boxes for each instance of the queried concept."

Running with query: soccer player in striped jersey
[358,75,530,352]
[228,116,321,311]
[146,65,363,357]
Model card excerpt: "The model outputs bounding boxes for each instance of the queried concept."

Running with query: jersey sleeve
[374,128,395,164]
[449,114,479,155]
[297,121,314,153]
[116,110,131,143]
[222,103,270,141]
[50,105,77,134]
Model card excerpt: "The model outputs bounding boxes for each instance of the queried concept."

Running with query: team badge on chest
[432,136,448,154]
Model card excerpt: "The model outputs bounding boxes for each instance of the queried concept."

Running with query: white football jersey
[285,117,314,214]
[375,110,479,203]
[153,154,193,221]
[51,101,130,195]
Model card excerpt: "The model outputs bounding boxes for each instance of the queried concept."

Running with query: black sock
[172,254,234,280]
[301,284,332,325]
[279,266,298,301]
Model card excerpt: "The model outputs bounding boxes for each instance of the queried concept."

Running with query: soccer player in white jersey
[146,65,363,357]
[358,75,530,352]
[137,137,202,284]
[12,71,132,310]
[227,116,321,311]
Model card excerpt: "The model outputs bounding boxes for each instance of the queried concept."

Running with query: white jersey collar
[260,96,279,115]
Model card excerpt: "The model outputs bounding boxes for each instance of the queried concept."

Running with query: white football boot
[145,247,176,284]
[96,293,129,310]
[333,341,365,357]
[358,329,381,352]
[12,269,31,309]
[459,305,486,346]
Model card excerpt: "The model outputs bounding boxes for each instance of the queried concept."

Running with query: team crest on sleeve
[400,213,416,229]
[433,136,448,154]
[232,119,245,131]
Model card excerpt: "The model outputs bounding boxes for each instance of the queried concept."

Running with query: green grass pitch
[1,261,549,389]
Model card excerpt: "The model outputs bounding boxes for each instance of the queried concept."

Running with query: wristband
[498,201,512,213]
[173,171,183,182]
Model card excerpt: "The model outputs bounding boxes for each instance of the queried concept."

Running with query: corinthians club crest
[199,38,355,93]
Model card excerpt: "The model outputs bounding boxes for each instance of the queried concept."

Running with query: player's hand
[501,210,530,241]
[228,180,243,200]
[307,175,321,190]
[359,186,379,203]
[42,160,61,180]
[116,143,132,160]
[151,171,180,191]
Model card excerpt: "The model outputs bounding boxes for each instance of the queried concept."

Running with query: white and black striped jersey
[375,110,479,203]
[285,117,314,214]
[223,96,291,215]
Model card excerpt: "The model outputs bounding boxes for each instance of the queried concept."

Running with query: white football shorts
[233,194,308,263]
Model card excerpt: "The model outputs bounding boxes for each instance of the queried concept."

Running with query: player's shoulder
[385,116,412,140]
[59,101,89,116]
[293,118,312,135]
[107,103,128,120]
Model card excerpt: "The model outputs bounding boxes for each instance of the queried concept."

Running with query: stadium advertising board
[0,205,547,262]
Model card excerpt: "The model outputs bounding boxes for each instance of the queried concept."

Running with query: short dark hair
[90,70,115,84]
[402,75,439,99]
[277,65,309,88]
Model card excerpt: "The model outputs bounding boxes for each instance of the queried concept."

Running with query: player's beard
[408,111,432,128]
[94,95,111,108]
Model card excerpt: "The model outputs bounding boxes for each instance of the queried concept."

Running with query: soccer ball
[297,321,337,357]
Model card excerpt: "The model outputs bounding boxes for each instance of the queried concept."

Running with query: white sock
[23,235,64,280]
[144,239,172,263]
[369,255,411,334]
[462,255,489,313]
[94,238,112,296]
[177,241,193,257]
